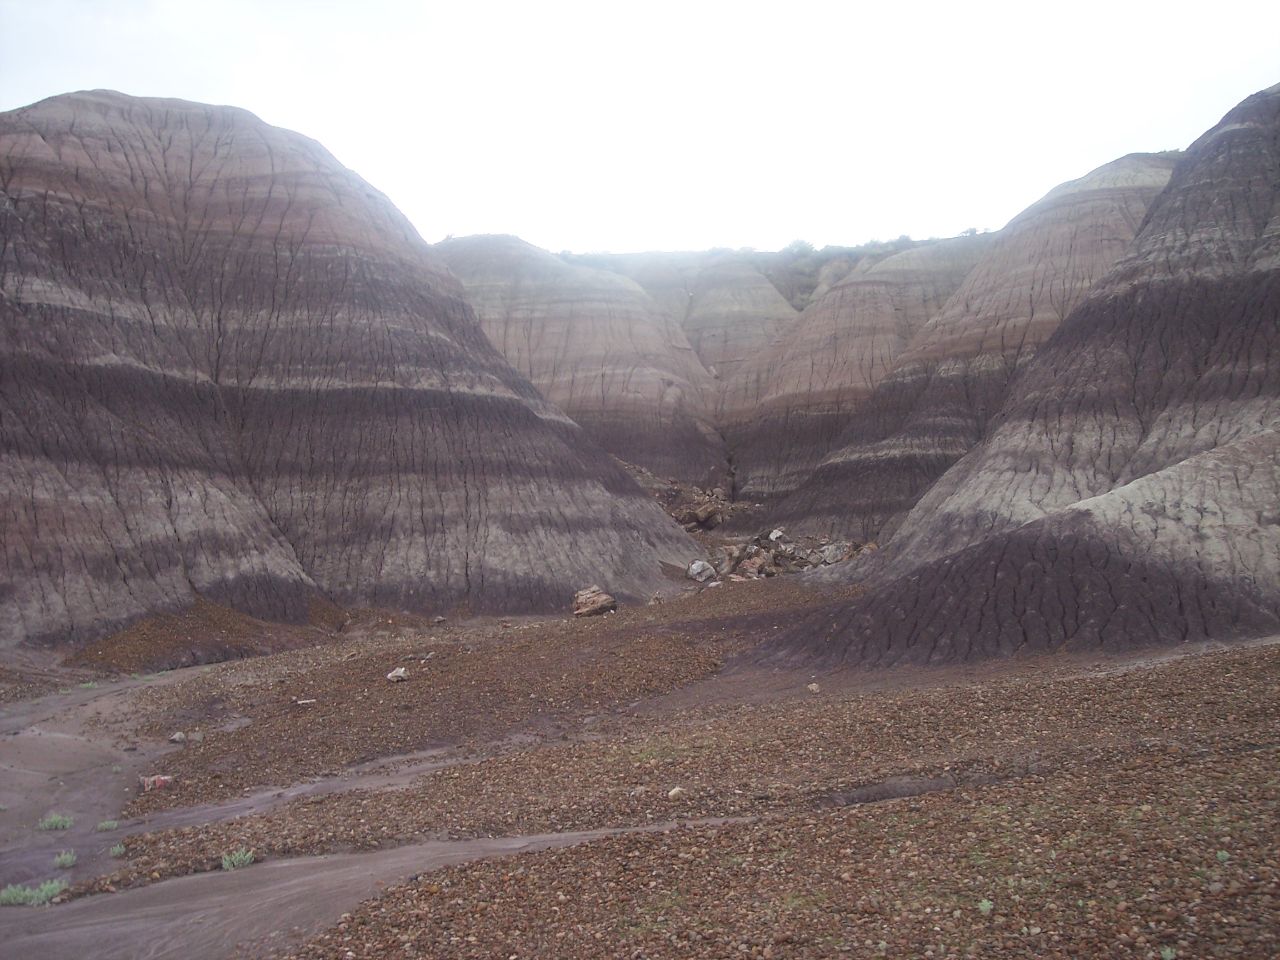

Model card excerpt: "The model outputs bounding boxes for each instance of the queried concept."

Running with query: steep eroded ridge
[435,235,726,485]
[777,86,1280,665]
[772,152,1177,540]
[722,234,993,502]
[0,91,697,652]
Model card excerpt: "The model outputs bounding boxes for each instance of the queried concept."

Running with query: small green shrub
[78,681,98,689]
[109,843,126,858]
[1216,850,1231,864]
[95,820,119,832]
[36,813,73,831]
[978,899,994,916]
[0,879,67,906]
[53,850,77,869]
[1160,948,1177,960]
[221,848,255,871]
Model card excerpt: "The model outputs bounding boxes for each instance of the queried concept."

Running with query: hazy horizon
[3,0,1277,254]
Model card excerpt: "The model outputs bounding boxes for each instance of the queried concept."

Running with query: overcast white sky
[2,0,1277,253]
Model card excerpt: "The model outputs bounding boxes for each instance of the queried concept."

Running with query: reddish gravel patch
[109,579,838,813]
[287,744,1279,959]
[64,598,341,674]
[0,665,57,704]
[80,643,1280,906]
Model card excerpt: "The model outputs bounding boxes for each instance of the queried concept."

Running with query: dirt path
[0,677,477,888]
[0,675,189,885]
[0,822,724,960]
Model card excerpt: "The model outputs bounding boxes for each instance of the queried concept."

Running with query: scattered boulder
[714,544,744,575]
[807,682,821,694]
[710,530,860,580]
[820,542,852,564]
[432,616,447,624]
[686,559,716,583]
[651,477,744,532]
[167,731,186,744]
[386,667,408,682]
[693,501,722,529]
[572,585,617,617]
[668,786,688,800]
[140,774,174,792]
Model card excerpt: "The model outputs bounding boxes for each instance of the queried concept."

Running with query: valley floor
[0,581,1275,959]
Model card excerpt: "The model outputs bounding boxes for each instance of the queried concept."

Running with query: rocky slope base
[783,85,1280,665]
[0,91,696,654]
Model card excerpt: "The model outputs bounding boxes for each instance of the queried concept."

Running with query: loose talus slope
[777,84,1280,666]
[434,235,726,485]
[0,91,697,652]
[772,152,1177,539]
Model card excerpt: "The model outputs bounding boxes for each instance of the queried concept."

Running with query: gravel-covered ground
[288,742,1278,959]
[80,642,1279,923]
[22,583,1276,958]
[104,580,838,814]
[0,665,56,704]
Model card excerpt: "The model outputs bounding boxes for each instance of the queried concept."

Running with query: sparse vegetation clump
[36,813,73,831]
[109,843,126,858]
[96,819,119,832]
[0,879,67,906]
[221,848,255,871]
[53,850,77,869]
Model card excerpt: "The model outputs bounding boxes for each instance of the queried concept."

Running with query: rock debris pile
[687,528,865,584]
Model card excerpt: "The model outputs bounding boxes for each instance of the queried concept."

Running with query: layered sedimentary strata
[723,235,992,500]
[781,85,1280,665]
[434,235,725,484]
[775,152,1177,538]
[679,255,799,384]
[579,251,799,387]
[0,91,697,652]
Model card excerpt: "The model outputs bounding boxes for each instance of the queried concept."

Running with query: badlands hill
[722,233,994,500]
[1,84,1276,668]
[0,91,697,652]
[775,151,1179,538]
[434,235,725,485]
[782,83,1280,664]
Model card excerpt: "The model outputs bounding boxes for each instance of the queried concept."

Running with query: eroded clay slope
[0,91,697,652]
[435,235,725,484]
[774,152,1176,539]
[680,255,799,385]
[780,85,1280,666]
[581,251,799,387]
[723,235,992,501]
